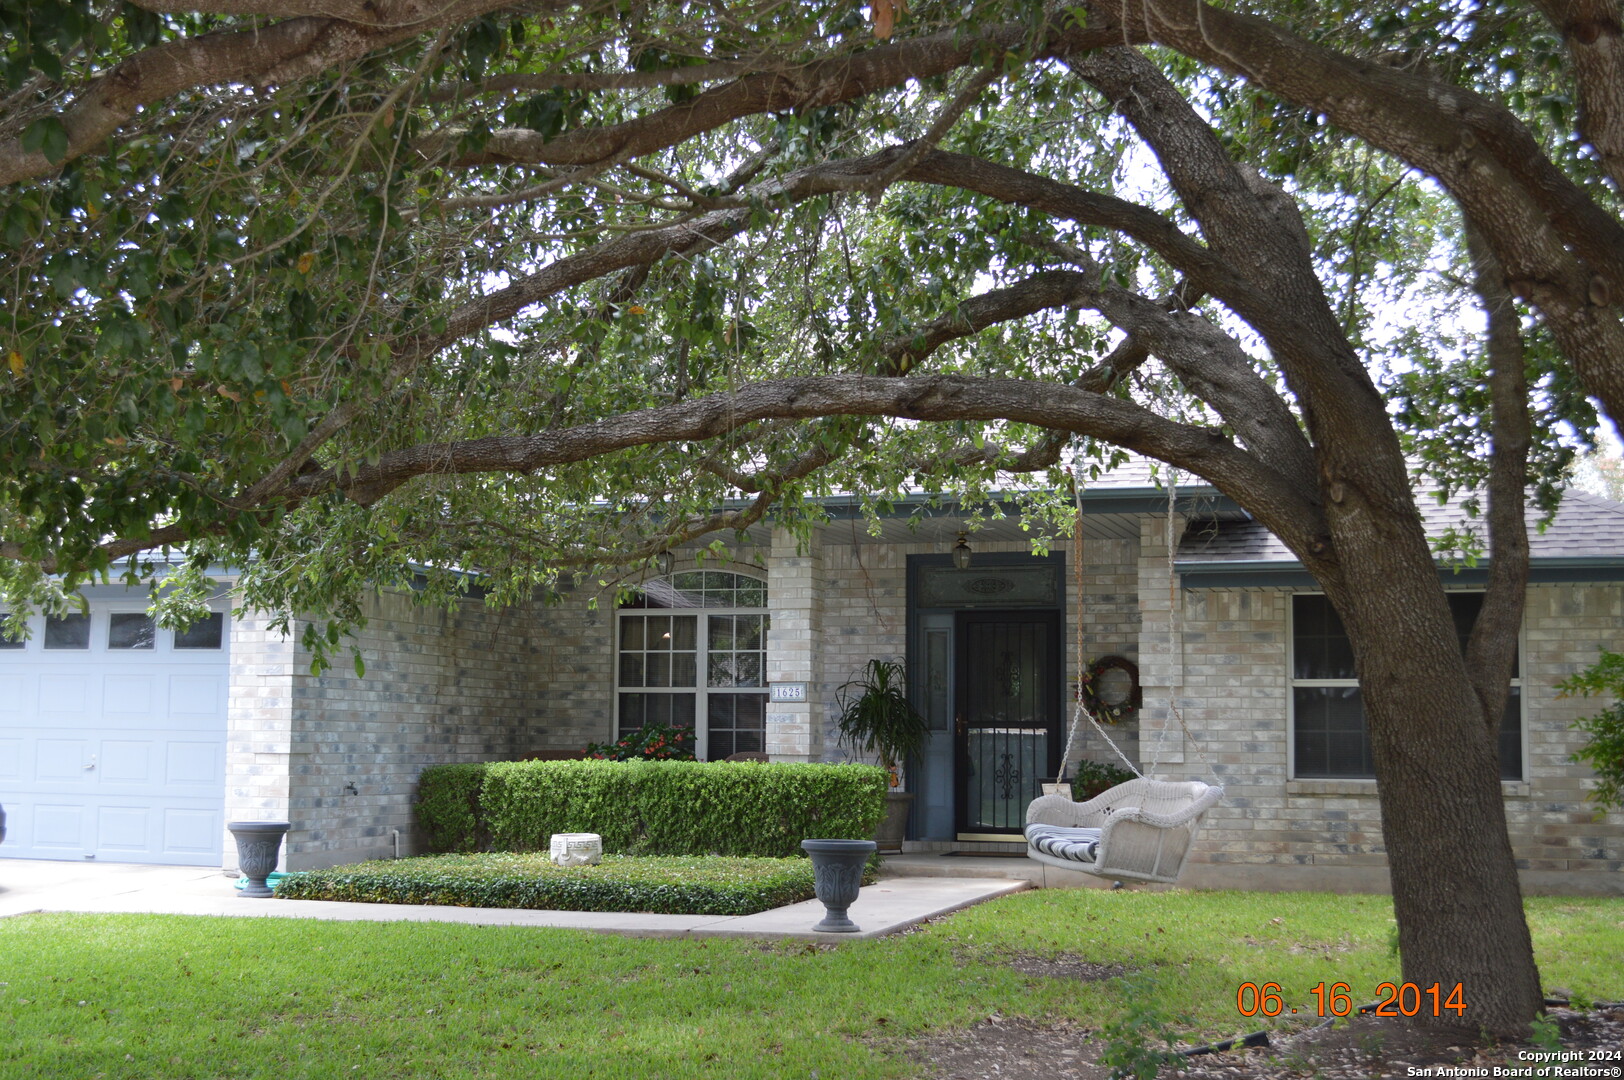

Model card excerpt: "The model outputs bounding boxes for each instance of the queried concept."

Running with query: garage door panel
[97,805,151,852]
[0,737,19,780]
[165,741,218,785]
[32,804,85,851]
[35,739,91,781]
[38,675,89,716]
[162,808,221,856]
[102,675,155,717]
[168,674,223,719]
[0,673,32,715]
[100,740,154,783]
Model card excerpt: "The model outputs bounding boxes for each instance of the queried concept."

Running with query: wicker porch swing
[1025,467,1223,885]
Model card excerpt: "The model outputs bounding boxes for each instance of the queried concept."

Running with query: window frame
[1287,591,1527,782]
[614,570,770,761]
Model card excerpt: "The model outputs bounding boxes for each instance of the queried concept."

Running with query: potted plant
[834,658,931,852]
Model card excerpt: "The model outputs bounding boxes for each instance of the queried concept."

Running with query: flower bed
[275,852,829,916]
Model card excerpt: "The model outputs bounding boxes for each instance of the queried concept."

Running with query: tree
[4,0,1622,1035]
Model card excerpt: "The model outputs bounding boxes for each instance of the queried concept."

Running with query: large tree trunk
[1316,471,1544,1036]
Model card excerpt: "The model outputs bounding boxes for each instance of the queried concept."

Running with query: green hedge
[276,853,823,916]
[415,760,888,857]
[413,762,490,853]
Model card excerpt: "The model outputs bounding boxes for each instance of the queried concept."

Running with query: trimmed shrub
[276,853,825,916]
[480,760,888,858]
[414,762,491,853]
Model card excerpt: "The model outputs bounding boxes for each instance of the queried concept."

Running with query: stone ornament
[549,832,603,867]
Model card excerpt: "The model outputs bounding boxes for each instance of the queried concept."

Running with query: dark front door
[954,610,1060,836]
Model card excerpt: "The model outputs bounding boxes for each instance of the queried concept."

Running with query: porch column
[765,528,824,762]
[223,606,298,870]
[1136,513,1189,774]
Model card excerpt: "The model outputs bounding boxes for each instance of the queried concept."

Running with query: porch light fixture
[654,550,675,576]
[952,533,972,571]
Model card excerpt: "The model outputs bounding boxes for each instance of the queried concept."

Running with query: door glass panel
[174,613,224,649]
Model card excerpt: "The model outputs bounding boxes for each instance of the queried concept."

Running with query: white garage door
[0,596,228,866]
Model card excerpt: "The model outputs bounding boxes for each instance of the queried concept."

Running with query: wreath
[1079,654,1141,724]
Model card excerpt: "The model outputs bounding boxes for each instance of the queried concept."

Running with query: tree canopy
[4,0,1624,1035]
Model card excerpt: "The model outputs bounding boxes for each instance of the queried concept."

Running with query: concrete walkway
[0,857,1027,941]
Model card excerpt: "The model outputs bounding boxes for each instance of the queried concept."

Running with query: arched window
[617,570,769,760]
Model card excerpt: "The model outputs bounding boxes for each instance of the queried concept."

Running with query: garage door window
[44,613,90,649]
[175,613,224,649]
[0,615,22,649]
[109,613,157,650]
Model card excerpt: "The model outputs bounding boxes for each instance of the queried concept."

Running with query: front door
[954,611,1060,838]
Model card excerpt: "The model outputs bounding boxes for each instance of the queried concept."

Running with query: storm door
[954,610,1060,837]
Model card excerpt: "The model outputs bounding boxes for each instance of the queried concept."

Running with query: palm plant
[833,659,931,788]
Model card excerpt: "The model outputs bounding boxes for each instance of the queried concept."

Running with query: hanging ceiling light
[952,533,972,571]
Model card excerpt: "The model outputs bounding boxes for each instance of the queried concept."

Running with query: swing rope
[1057,465,1142,782]
[1156,467,1221,784]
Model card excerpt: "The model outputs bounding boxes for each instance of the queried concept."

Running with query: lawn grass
[0,891,1618,1080]
[274,852,823,915]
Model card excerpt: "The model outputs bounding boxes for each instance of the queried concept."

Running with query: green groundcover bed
[274,853,823,916]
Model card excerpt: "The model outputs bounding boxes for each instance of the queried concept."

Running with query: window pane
[174,612,223,649]
[647,616,670,648]
[671,653,697,687]
[734,652,762,688]
[1292,595,1356,679]
[0,614,24,649]
[44,613,90,649]
[619,654,644,687]
[619,618,644,650]
[109,613,156,650]
[1293,685,1371,778]
[1500,687,1523,781]
[670,615,697,651]
[736,615,764,650]
[708,653,737,688]
[709,615,734,650]
[737,579,766,608]
[619,693,646,728]
[646,652,671,688]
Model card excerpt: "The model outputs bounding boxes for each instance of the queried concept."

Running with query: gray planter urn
[800,838,875,933]
[228,821,290,898]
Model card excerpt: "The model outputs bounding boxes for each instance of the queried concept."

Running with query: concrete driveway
[0,857,1026,940]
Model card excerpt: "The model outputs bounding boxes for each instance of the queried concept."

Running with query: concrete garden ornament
[548,833,603,867]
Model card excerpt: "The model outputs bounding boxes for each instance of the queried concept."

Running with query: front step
[878,851,1133,890]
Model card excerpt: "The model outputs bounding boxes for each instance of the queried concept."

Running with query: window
[0,614,23,649]
[109,613,156,649]
[43,613,90,649]
[617,571,768,760]
[174,612,224,650]
[1291,593,1523,780]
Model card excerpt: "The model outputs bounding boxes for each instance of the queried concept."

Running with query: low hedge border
[416,759,889,858]
[276,853,833,916]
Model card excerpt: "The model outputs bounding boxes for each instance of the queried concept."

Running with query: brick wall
[1171,579,1624,895]
[273,590,549,869]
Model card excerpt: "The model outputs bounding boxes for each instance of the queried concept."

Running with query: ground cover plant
[275,852,825,916]
[1,890,1617,1080]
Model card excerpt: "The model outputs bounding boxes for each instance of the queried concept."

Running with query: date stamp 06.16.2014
[1234,982,1622,1078]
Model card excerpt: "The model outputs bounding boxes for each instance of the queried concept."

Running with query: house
[1,463,1619,894]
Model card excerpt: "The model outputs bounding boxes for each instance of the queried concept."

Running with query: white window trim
[1286,590,1527,784]
[614,572,769,761]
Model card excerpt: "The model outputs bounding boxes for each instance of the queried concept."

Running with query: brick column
[222,608,299,870]
[765,529,824,761]
[1137,513,1188,773]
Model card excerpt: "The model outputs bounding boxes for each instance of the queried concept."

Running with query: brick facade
[224,528,1621,893]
